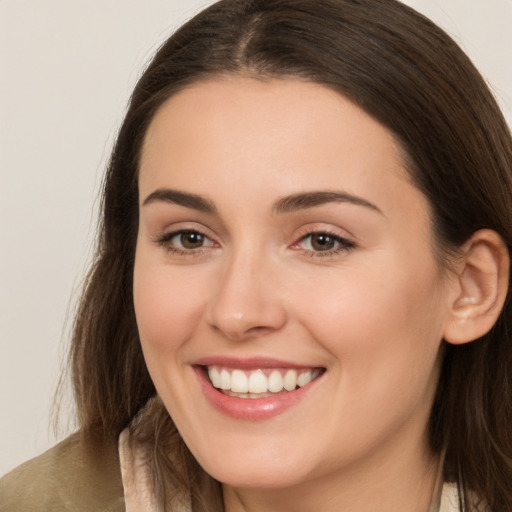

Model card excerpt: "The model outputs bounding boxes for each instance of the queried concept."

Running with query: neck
[222,440,440,512]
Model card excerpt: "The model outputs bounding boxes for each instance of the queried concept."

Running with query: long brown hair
[71,0,512,510]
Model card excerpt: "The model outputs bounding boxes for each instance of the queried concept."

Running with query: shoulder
[0,433,124,512]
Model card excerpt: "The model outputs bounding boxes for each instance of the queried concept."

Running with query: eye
[156,229,216,255]
[174,231,209,249]
[304,233,339,251]
[295,231,355,257]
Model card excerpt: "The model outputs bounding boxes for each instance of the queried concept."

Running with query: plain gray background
[1,0,511,476]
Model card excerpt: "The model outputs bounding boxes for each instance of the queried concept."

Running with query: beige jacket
[0,434,125,512]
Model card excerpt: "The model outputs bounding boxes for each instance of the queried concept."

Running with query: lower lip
[194,366,321,421]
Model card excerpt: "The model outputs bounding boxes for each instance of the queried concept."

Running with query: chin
[193,443,315,490]
[208,464,310,490]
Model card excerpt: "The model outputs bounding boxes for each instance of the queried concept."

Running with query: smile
[207,366,323,398]
[193,358,326,420]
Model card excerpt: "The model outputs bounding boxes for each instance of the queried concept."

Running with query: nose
[206,248,287,341]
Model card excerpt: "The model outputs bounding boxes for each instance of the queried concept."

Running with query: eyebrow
[142,188,217,213]
[142,188,382,216]
[272,191,383,215]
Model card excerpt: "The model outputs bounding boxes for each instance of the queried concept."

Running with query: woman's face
[134,78,456,490]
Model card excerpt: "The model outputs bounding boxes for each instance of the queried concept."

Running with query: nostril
[209,323,274,342]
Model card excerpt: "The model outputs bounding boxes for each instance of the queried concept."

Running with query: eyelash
[154,229,356,259]
[155,229,215,257]
[294,230,356,258]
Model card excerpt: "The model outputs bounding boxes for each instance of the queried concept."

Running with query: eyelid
[290,226,356,258]
[292,223,355,243]
[151,222,356,259]
[152,220,216,243]
[153,224,220,258]
[155,227,205,243]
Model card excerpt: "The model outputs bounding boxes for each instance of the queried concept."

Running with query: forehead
[139,77,426,223]
[142,77,402,162]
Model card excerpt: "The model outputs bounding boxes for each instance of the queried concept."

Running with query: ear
[444,229,509,345]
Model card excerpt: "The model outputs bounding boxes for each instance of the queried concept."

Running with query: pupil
[181,232,204,249]
[312,234,334,251]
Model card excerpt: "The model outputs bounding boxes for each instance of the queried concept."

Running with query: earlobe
[443,229,509,345]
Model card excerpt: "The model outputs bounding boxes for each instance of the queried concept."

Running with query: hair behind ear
[430,232,512,509]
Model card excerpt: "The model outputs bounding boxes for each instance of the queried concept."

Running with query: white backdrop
[1,0,511,476]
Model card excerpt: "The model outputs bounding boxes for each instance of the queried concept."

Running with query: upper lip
[193,356,324,370]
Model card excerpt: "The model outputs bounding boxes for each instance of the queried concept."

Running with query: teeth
[219,369,231,390]
[209,367,221,388]
[248,370,268,393]
[283,369,297,391]
[207,366,322,397]
[231,370,248,393]
[268,370,284,392]
[297,370,312,387]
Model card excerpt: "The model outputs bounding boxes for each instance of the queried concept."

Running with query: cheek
[297,258,447,407]
[300,256,445,341]
[133,256,207,358]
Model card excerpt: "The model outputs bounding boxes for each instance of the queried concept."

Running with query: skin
[133,77,462,512]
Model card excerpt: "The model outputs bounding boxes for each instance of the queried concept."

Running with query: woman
[1,0,511,511]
